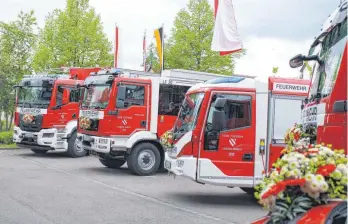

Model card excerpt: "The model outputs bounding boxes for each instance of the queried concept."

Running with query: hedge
[0,131,14,144]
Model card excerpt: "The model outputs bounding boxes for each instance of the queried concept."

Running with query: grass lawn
[0,143,17,149]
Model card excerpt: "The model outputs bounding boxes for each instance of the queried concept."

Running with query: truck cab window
[69,88,80,102]
[158,84,189,116]
[204,94,252,151]
[206,94,251,131]
[56,86,64,105]
[117,85,145,109]
[317,18,347,98]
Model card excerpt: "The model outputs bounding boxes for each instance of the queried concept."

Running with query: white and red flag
[211,0,242,55]
[114,24,119,67]
[143,30,147,72]
[114,24,124,68]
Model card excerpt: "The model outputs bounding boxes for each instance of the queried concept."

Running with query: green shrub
[0,131,14,144]
[0,120,14,131]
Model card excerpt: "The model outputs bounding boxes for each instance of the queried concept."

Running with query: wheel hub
[138,149,155,171]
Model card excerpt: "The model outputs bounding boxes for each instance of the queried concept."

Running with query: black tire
[127,142,161,176]
[99,158,126,169]
[240,187,255,195]
[66,132,86,158]
[31,149,48,154]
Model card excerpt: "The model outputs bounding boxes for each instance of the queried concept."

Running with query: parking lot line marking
[21,156,236,224]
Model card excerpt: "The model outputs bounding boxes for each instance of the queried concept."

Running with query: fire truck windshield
[81,84,111,109]
[173,92,204,138]
[17,86,52,108]
[308,18,347,101]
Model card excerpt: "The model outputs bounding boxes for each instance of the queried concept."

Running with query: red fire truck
[289,1,347,154]
[251,1,347,223]
[162,76,310,193]
[13,67,100,157]
[76,68,229,175]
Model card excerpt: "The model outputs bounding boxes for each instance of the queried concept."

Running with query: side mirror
[42,80,53,89]
[289,54,305,68]
[212,110,225,131]
[13,85,22,89]
[117,85,126,101]
[214,98,226,110]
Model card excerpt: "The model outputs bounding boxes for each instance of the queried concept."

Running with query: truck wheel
[31,149,48,154]
[67,132,86,158]
[99,158,126,169]
[240,187,255,195]
[127,142,161,176]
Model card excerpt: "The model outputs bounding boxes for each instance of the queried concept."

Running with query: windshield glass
[173,92,204,137]
[18,86,52,108]
[81,85,111,109]
[308,18,347,101]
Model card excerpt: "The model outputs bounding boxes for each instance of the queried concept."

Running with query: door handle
[108,110,119,115]
[242,153,253,161]
[140,120,146,127]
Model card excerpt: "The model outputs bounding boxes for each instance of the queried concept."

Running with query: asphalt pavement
[0,149,267,224]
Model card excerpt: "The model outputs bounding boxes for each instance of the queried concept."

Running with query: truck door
[113,81,150,136]
[49,85,80,126]
[197,91,256,184]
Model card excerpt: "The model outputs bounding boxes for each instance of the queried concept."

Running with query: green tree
[0,10,37,131]
[163,0,245,75]
[32,0,113,72]
[145,42,161,73]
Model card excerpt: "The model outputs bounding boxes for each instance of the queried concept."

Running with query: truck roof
[186,76,311,96]
[84,68,247,86]
[20,74,70,86]
[187,76,257,93]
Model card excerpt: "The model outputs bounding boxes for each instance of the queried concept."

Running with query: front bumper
[77,133,127,154]
[164,152,198,181]
[13,126,69,152]
[164,153,184,176]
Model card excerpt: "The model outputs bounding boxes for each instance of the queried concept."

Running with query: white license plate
[83,135,93,141]
[25,133,34,138]
[164,160,171,169]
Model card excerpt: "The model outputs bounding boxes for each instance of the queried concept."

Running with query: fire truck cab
[13,67,100,157]
[76,68,230,176]
[289,0,347,153]
[163,76,310,192]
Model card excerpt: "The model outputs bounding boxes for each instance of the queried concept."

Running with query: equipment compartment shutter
[273,98,302,141]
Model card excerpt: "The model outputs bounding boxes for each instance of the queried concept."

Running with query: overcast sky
[0,0,341,80]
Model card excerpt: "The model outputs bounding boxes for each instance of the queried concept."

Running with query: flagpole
[114,23,118,68]
[161,23,164,73]
[143,29,147,72]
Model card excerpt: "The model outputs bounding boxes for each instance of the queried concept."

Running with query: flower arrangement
[254,142,347,223]
[159,130,174,150]
[281,123,317,155]
[79,117,91,130]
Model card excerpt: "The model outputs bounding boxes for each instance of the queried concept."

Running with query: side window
[56,86,64,105]
[56,86,81,105]
[204,93,251,151]
[117,84,145,109]
[206,93,252,131]
[69,88,80,102]
[158,84,189,116]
